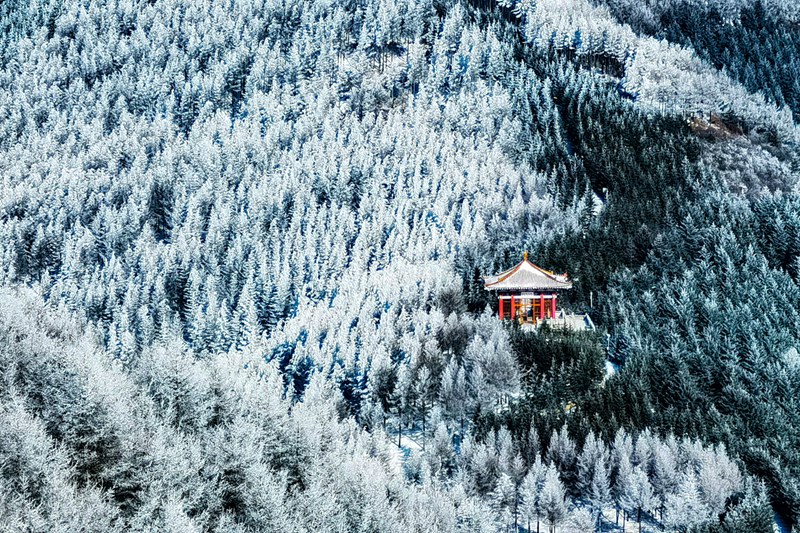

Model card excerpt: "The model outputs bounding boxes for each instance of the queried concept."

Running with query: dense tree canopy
[1,0,798,530]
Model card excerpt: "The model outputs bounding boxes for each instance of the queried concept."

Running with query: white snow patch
[592,191,605,216]
[783,347,800,370]
[399,434,423,452]
[605,360,618,379]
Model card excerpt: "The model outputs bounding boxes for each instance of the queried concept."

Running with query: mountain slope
[1,0,798,530]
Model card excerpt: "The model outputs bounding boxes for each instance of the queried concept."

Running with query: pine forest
[1,0,800,531]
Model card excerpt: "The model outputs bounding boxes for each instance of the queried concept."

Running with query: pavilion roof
[484,253,572,291]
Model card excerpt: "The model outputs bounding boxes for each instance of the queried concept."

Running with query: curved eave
[483,283,573,291]
[483,258,573,291]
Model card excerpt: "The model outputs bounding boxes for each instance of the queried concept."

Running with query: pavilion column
[510,296,516,320]
[499,297,504,319]
[551,294,557,319]
[539,294,545,320]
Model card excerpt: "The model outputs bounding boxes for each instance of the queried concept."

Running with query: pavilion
[484,252,572,324]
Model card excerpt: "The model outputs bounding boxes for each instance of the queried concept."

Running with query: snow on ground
[604,360,618,382]
[600,507,659,532]
[399,434,423,453]
[385,432,424,476]
[520,312,595,331]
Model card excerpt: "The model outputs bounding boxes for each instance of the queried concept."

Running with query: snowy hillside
[1,0,799,531]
